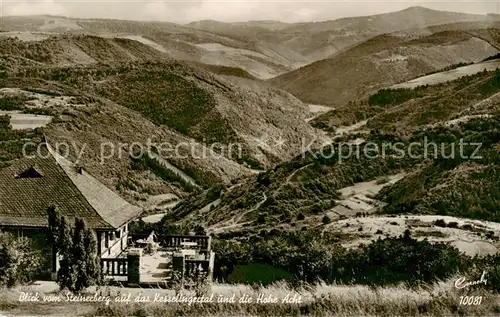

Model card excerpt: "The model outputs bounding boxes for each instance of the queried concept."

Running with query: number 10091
[459,296,483,305]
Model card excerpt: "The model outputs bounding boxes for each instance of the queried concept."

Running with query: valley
[0,6,499,316]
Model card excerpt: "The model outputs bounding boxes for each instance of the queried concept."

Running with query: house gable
[0,144,141,230]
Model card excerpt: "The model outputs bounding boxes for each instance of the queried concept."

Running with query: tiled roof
[0,145,142,230]
[50,147,142,228]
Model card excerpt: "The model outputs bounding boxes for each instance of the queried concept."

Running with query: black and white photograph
[0,0,499,316]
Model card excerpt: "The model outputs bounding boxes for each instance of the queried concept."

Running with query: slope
[0,35,325,170]
[0,79,252,204]
[269,28,499,106]
[187,7,495,63]
[170,69,500,237]
[0,15,308,80]
[3,7,493,80]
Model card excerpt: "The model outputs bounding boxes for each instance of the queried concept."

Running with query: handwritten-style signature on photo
[454,271,488,289]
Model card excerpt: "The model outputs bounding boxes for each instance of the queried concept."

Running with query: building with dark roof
[0,144,142,279]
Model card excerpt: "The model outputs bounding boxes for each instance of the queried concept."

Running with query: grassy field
[1,279,499,316]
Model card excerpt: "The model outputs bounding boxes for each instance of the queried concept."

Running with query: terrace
[100,233,215,286]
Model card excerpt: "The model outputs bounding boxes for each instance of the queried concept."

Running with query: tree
[257,173,271,187]
[47,205,60,245]
[48,211,102,293]
[56,216,75,291]
[71,218,102,292]
[83,228,103,287]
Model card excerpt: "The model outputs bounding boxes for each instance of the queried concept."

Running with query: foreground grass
[2,279,499,316]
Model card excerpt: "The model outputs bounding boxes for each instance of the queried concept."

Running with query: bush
[257,173,271,187]
[368,88,424,106]
[297,213,305,221]
[227,263,294,286]
[376,176,390,185]
[213,230,470,288]
[206,184,223,201]
[434,219,447,227]
[340,230,465,286]
[322,215,331,224]
[0,232,42,288]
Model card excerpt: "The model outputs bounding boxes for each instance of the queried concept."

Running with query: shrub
[0,232,41,287]
[368,88,424,106]
[206,184,223,201]
[297,213,305,221]
[227,263,294,286]
[257,173,271,187]
[461,224,473,231]
[322,215,331,224]
[376,176,390,185]
[340,230,465,286]
[434,219,447,227]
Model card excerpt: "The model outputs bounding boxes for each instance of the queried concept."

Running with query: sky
[1,0,499,24]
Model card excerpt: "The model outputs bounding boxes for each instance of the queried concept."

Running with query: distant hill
[0,16,307,79]
[2,7,496,80]
[187,7,496,63]
[268,28,499,106]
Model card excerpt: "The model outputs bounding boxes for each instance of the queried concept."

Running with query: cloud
[290,7,319,21]
[140,1,282,23]
[184,1,265,22]
[3,0,67,16]
[142,2,170,21]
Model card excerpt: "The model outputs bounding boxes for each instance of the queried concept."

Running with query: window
[105,232,109,248]
[116,230,121,239]
[15,166,43,179]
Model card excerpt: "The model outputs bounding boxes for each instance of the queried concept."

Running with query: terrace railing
[131,234,211,251]
[184,259,210,278]
[101,258,128,276]
[163,235,211,251]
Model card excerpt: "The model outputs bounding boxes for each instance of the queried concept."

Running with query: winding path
[209,192,268,234]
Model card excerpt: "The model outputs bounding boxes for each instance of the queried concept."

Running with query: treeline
[0,94,31,110]
[11,61,243,148]
[368,69,500,129]
[131,153,197,193]
[313,68,499,133]
[421,61,472,77]
[368,88,425,106]
[0,115,43,167]
[378,115,500,222]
